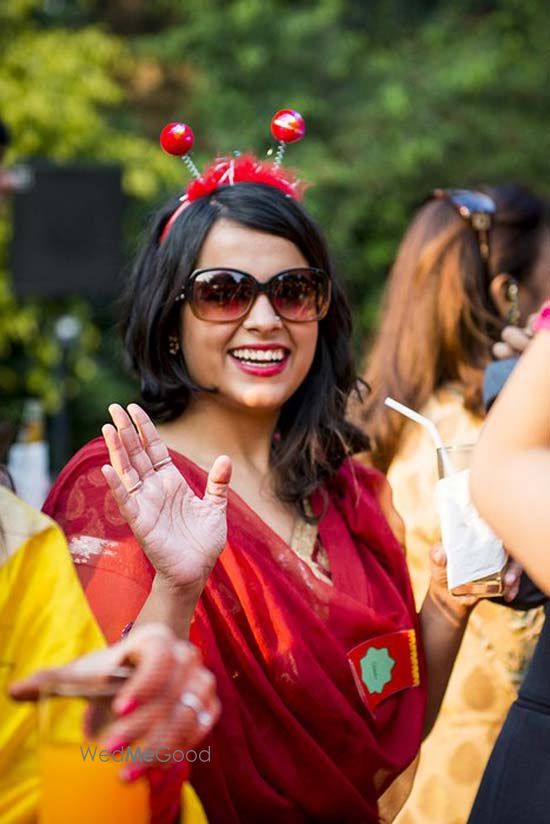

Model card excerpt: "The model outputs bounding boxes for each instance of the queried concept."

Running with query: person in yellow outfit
[361,184,550,823]
[0,481,216,824]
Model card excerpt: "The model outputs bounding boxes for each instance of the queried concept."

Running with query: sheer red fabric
[44,438,427,823]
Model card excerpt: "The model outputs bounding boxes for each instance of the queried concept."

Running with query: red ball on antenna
[271,109,306,144]
[160,122,195,156]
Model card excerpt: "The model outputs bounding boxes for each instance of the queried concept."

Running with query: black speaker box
[11,161,124,304]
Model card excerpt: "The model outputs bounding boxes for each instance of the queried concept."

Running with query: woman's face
[180,218,319,414]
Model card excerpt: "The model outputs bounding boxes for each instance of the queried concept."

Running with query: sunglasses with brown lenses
[177,267,331,323]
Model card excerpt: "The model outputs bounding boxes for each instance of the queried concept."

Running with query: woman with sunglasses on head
[361,183,550,824]
[42,115,503,823]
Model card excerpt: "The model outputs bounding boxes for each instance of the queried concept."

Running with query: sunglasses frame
[176,266,332,322]
[430,188,496,262]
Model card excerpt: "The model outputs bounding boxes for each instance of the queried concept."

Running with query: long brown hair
[363,184,547,472]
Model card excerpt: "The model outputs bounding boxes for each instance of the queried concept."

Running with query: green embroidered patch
[360,647,395,694]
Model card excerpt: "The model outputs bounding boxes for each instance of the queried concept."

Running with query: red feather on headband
[186,155,305,202]
[158,110,307,244]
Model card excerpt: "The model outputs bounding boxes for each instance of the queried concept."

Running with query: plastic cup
[436,444,506,597]
[38,673,149,824]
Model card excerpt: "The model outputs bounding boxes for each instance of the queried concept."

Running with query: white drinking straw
[384,397,456,475]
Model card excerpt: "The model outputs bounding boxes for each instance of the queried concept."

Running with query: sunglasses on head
[176,266,332,322]
[430,188,496,261]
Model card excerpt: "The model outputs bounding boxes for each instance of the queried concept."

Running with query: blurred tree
[0,0,178,450]
[2,0,550,454]
[112,0,550,340]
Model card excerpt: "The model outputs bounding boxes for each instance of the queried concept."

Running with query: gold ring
[153,457,173,471]
[128,479,143,494]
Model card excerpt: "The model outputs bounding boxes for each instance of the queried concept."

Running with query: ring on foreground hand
[153,457,173,471]
[196,710,213,728]
[128,480,143,494]
[180,691,212,728]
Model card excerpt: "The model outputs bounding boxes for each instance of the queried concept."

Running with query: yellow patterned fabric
[0,488,106,824]
[386,385,543,824]
[0,488,207,824]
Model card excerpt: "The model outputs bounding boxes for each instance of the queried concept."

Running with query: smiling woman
[121,184,366,522]
[178,220,320,413]
[42,158,481,823]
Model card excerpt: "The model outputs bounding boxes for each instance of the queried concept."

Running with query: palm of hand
[130,465,227,590]
[101,403,232,594]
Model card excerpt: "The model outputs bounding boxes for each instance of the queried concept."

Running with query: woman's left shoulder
[42,437,127,542]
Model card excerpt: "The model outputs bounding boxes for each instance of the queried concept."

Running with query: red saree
[43,438,427,823]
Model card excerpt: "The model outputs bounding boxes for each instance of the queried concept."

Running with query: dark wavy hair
[122,183,369,518]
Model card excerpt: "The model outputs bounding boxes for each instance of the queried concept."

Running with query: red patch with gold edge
[348,629,420,714]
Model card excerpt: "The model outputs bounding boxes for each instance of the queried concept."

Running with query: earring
[506,282,520,326]
[168,335,180,355]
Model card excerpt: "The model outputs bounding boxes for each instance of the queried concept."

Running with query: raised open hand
[101,403,232,595]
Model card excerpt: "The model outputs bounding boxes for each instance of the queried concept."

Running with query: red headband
[159,109,306,244]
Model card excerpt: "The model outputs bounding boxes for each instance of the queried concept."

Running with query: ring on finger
[197,710,213,728]
[153,457,173,471]
[180,691,212,728]
[128,479,143,494]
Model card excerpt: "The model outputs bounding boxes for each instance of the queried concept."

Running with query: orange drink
[39,742,148,824]
[37,673,149,824]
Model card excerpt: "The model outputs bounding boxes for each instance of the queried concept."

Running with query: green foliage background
[2,0,550,456]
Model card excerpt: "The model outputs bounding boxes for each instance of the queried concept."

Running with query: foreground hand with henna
[101,403,232,602]
[9,623,220,781]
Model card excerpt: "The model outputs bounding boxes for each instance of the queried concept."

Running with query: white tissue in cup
[383,399,507,598]
[435,445,507,596]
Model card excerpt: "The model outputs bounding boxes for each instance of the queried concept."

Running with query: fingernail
[505,573,515,585]
[120,764,146,783]
[115,696,139,717]
[104,735,130,754]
